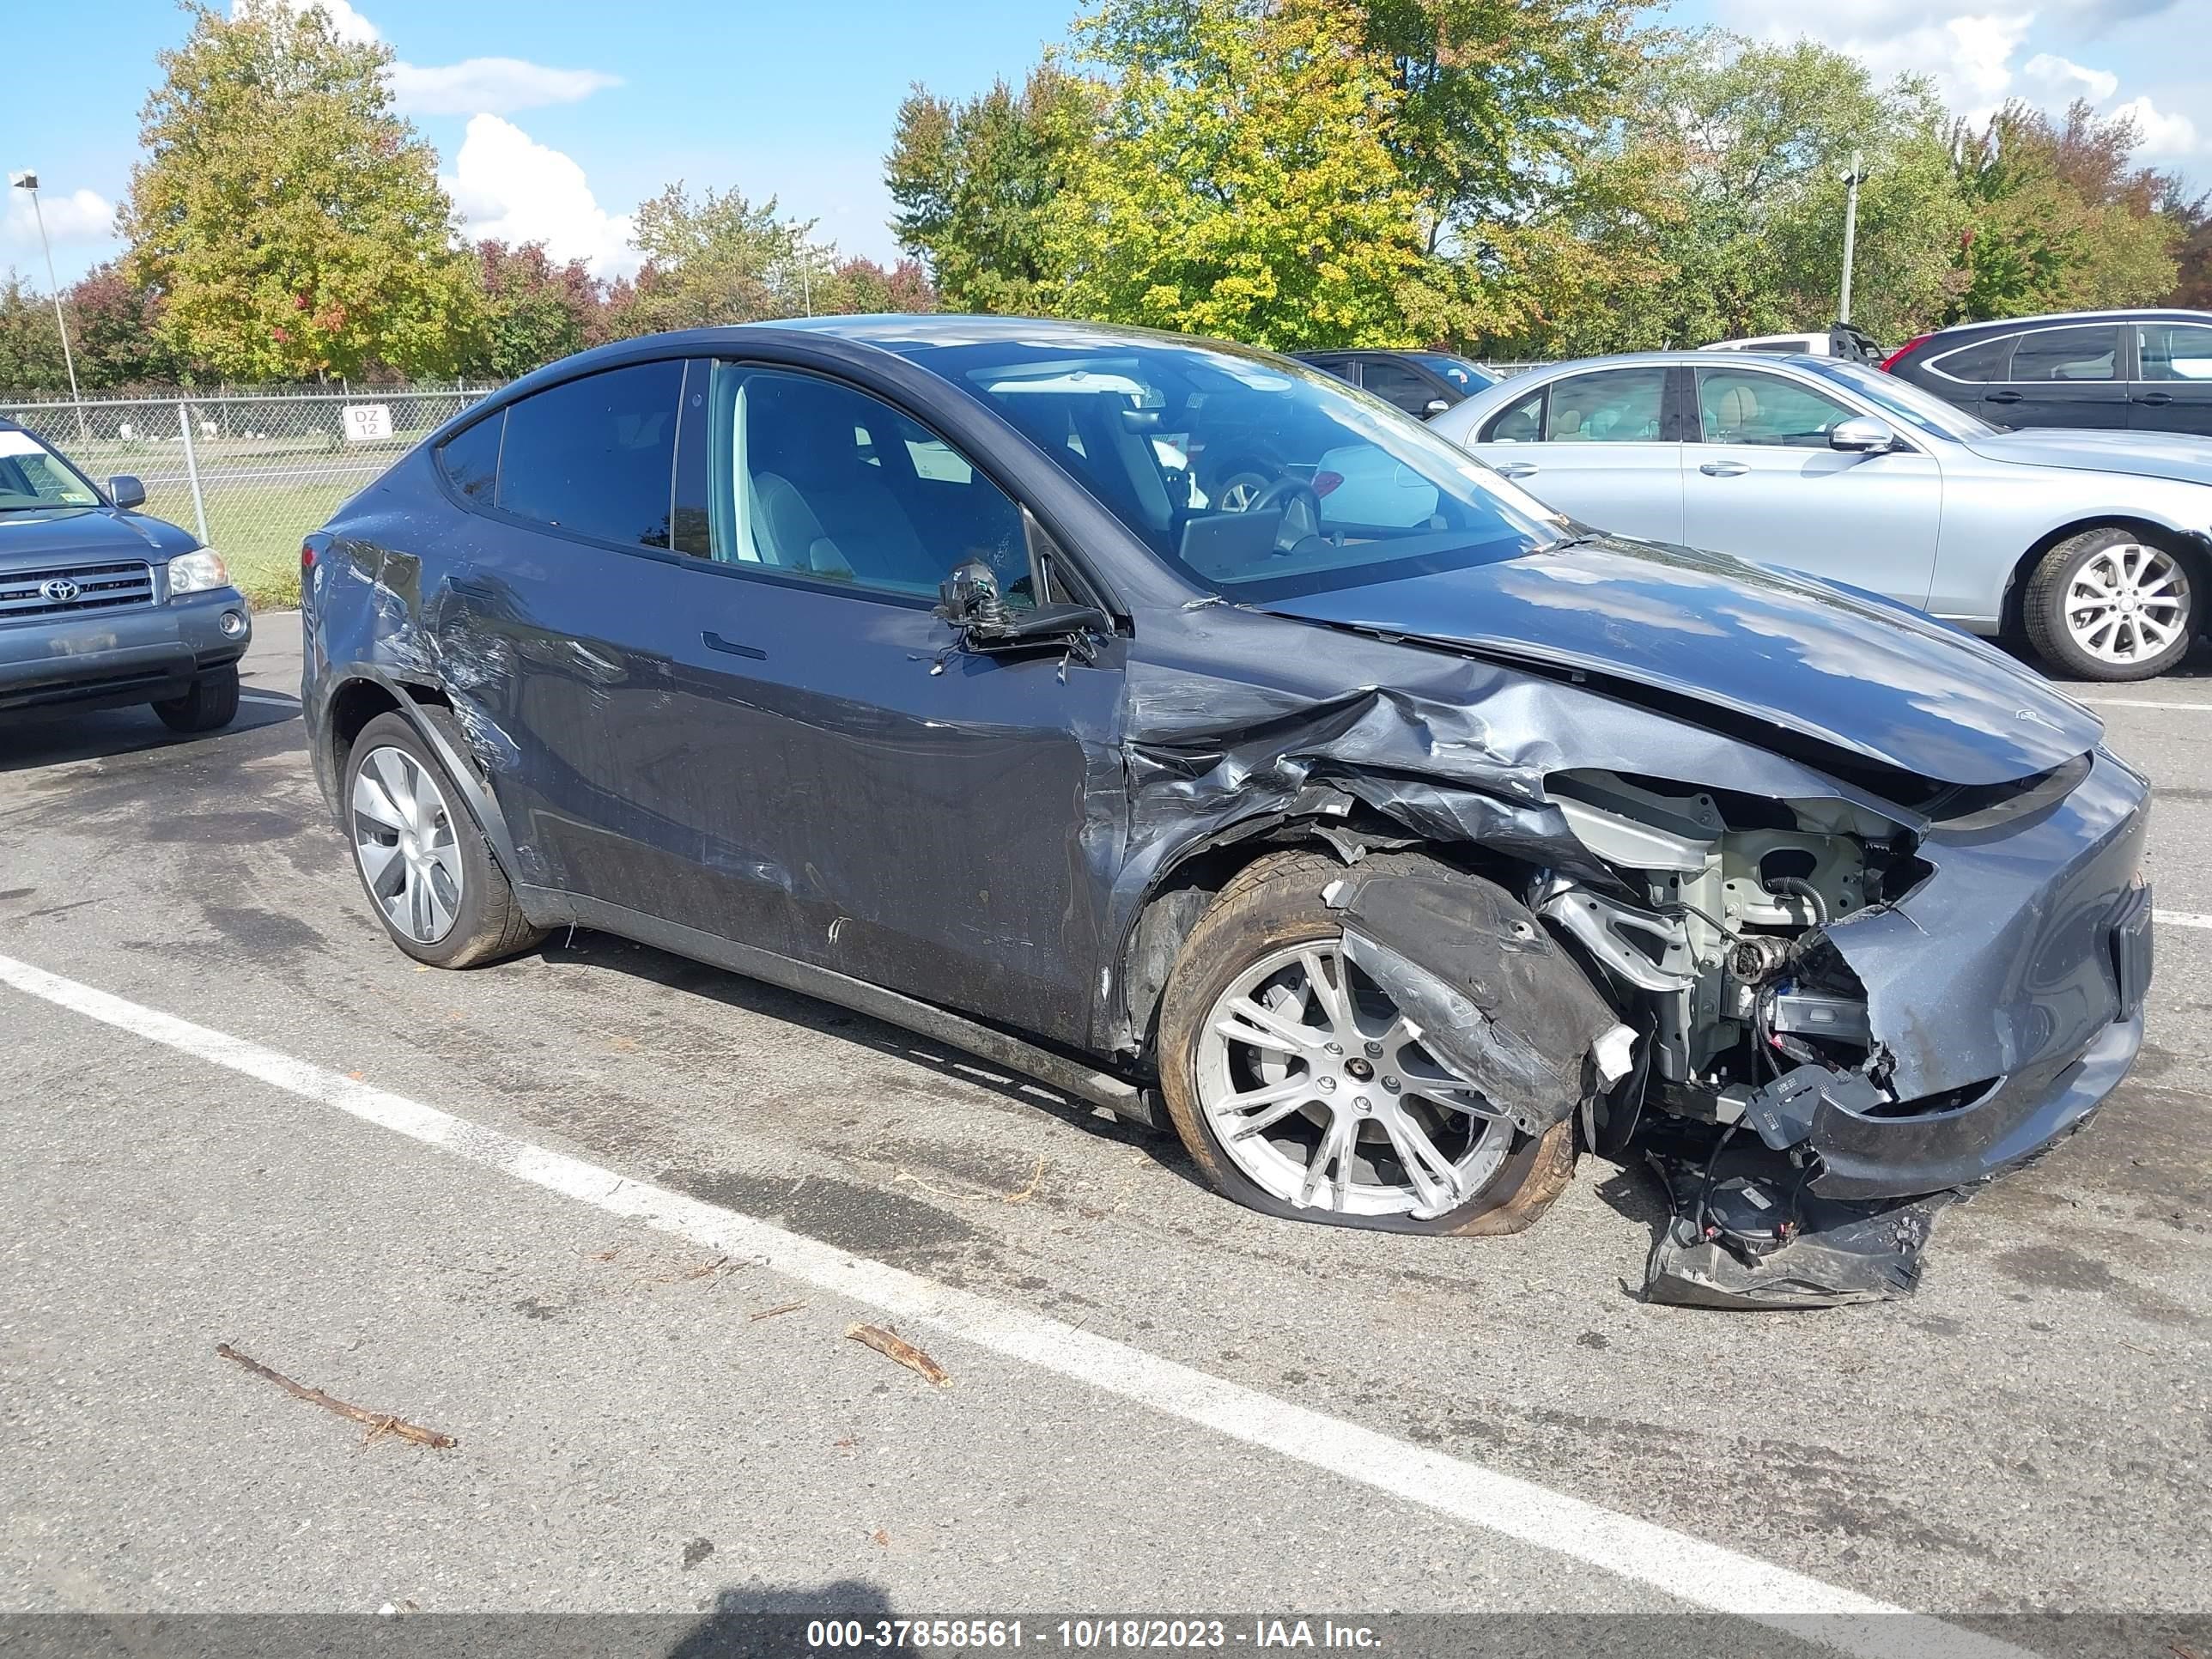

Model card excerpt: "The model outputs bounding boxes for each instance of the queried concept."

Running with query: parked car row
[1429,348,2210,680]
[3,306,2184,1304]
[281,314,2154,1307]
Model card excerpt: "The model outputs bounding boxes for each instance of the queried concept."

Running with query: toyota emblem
[39,578,82,604]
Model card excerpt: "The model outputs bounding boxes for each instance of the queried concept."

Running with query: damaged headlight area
[1522,766,2132,1310]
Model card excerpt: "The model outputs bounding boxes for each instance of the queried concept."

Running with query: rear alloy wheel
[1156,852,1576,1236]
[342,709,544,969]
[2025,528,2195,681]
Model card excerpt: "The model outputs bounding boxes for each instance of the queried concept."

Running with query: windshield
[1798,359,1998,441]
[0,428,102,512]
[890,335,1559,599]
[1410,353,1497,394]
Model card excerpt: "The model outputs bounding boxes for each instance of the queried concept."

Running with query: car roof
[1921,307,2211,339]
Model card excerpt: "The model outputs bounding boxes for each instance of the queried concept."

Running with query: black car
[1,419,250,731]
[300,318,2151,1307]
[1881,308,2212,437]
[1294,349,1497,417]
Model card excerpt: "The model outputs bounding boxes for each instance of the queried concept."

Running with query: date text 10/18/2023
[805,1620,1382,1650]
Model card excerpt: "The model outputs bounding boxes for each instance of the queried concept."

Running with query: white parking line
[2079,697,2212,712]
[0,950,2027,1659]
[2156,910,2212,930]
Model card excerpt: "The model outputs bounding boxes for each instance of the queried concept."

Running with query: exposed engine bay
[1534,769,1954,1307]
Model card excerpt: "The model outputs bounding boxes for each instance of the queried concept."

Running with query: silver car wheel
[350,744,464,945]
[1194,940,1514,1219]
[2065,543,2190,665]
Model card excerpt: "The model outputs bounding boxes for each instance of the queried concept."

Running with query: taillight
[1313,471,1344,497]
[1879,334,1930,372]
[300,541,317,570]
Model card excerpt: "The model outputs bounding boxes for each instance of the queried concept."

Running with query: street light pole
[1838,149,1866,326]
[9,171,88,441]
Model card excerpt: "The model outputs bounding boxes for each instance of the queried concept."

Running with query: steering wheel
[1242,477,1322,552]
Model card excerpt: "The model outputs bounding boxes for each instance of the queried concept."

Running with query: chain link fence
[0,386,501,609]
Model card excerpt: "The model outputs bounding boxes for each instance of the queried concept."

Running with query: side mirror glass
[1828,416,1897,453]
[109,474,147,508]
[1423,398,1451,418]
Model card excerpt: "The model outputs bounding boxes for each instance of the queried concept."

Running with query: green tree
[465,240,603,379]
[119,0,481,380]
[614,182,817,333]
[888,66,1089,312]
[1042,0,1459,349]
[1950,100,2182,321]
[1512,32,1968,354]
[0,270,70,393]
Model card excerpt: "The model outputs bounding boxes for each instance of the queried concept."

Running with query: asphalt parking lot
[3,617,2209,1654]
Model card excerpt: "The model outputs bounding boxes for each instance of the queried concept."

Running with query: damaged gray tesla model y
[300,317,2154,1308]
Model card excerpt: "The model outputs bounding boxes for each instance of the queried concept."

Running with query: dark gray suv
[1881,308,2212,437]
[1,418,251,732]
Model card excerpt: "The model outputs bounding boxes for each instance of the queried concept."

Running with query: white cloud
[444,114,635,276]
[389,58,621,116]
[234,0,618,118]
[2021,51,2122,104]
[2111,94,2202,154]
[234,0,380,45]
[3,186,116,248]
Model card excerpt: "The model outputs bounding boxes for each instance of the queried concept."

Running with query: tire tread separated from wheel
[1155,848,1578,1236]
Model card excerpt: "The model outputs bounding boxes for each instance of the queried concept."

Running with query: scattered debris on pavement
[847,1322,951,1386]
[215,1342,458,1449]
[748,1299,809,1322]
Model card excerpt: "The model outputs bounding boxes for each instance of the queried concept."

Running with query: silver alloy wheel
[1217,474,1267,513]
[350,744,464,945]
[2064,542,2190,665]
[1194,940,1514,1220]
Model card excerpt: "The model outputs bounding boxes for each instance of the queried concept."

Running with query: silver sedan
[1429,351,2212,680]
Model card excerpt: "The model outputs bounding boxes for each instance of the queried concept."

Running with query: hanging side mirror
[1423,398,1451,418]
[936,557,1109,652]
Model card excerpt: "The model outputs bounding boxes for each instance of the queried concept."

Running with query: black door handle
[702,630,767,660]
[1985,390,2023,404]
[2134,392,2176,406]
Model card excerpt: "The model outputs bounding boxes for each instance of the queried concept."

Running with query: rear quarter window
[435,411,503,505]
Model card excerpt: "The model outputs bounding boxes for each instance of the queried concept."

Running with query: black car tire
[151,663,240,732]
[2023,526,2197,682]
[1154,850,1577,1236]
[343,708,546,969]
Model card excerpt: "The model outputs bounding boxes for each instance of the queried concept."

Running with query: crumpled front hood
[1963,427,2212,488]
[1257,535,2100,788]
[0,507,193,573]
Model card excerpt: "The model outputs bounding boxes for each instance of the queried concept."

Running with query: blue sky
[3,0,2204,289]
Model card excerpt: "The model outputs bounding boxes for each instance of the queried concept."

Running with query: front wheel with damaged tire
[1154,853,1577,1235]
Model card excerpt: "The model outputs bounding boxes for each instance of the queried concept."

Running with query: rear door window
[2010,326,2120,382]
[1482,385,1546,443]
[495,361,684,549]
[1541,368,1668,442]
[1928,335,2014,383]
